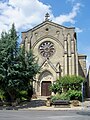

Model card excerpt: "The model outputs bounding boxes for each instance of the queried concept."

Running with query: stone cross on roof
[45,13,50,21]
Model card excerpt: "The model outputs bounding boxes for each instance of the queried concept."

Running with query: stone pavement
[17,104,90,118]
[19,99,90,111]
[26,97,90,110]
[27,105,82,111]
[0,98,90,111]
[18,100,90,116]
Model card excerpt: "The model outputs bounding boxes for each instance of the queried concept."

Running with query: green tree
[0,24,19,101]
[17,46,40,100]
[0,24,40,102]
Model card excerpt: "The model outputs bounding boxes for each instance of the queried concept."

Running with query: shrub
[49,82,62,94]
[59,92,70,100]
[19,88,33,101]
[50,75,84,102]
[19,90,28,101]
[51,93,61,102]
[51,90,82,102]
[51,93,70,102]
[0,89,5,101]
[67,90,82,101]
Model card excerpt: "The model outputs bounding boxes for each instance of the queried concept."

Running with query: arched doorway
[39,70,53,96]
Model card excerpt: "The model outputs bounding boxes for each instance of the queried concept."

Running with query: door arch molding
[39,70,53,96]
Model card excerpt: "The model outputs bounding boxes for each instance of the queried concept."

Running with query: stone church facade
[21,14,87,96]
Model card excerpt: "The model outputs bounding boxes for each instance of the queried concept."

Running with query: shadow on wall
[78,62,85,78]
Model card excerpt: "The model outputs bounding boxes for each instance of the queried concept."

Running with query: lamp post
[81,82,84,109]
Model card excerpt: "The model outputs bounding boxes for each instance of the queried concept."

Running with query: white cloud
[75,27,83,33]
[0,0,81,35]
[53,3,81,24]
[0,0,51,33]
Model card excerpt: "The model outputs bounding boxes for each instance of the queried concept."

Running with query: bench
[52,100,70,108]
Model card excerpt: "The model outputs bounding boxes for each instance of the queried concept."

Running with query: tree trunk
[7,90,16,102]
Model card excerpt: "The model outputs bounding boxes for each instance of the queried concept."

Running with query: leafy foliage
[67,90,82,101]
[51,93,70,102]
[50,82,62,94]
[0,24,40,102]
[51,94,61,102]
[50,75,84,101]
[0,24,19,101]
[0,89,5,101]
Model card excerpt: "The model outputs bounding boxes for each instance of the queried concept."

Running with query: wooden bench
[52,100,70,108]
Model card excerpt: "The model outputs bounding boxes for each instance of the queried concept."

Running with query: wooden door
[41,81,51,96]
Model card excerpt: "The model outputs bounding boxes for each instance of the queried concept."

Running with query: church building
[21,13,87,97]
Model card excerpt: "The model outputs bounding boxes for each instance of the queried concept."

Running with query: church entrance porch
[41,81,51,96]
[36,69,55,96]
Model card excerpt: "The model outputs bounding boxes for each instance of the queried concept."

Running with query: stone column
[71,54,75,75]
[27,43,30,52]
[74,36,78,76]
[64,40,68,75]
[51,81,55,96]
[25,37,28,52]
[64,54,68,75]
[32,80,36,95]
[71,39,75,75]
[40,81,42,96]
[67,34,72,75]
[68,56,72,75]
[64,39,67,52]
[67,34,71,56]
[76,53,79,76]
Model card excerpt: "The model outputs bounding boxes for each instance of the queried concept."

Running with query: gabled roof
[22,20,75,33]
[40,59,57,72]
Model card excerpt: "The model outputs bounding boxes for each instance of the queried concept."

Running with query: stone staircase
[37,96,49,100]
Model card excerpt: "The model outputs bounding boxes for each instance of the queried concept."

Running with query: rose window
[39,41,55,58]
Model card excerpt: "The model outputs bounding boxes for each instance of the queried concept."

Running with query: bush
[19,90,28,101]
[19,88,33,101]
[49,82,62,94]
[59,92,70,100]
[51,89,82,102]
[51,94,61,102]
[51,75,84,93]
[67,90,82,101]
[51,93,70,102]
[0,89,5,101]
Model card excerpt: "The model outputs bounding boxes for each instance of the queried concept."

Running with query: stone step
[37,96,50,100]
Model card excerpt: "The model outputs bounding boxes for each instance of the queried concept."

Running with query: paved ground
[0,99,90,111]
[0,110,90,120]
[0,99,90,120]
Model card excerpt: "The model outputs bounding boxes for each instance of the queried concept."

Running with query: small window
[46,28,49,31]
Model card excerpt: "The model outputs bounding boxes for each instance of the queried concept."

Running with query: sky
[0,0,90,70]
